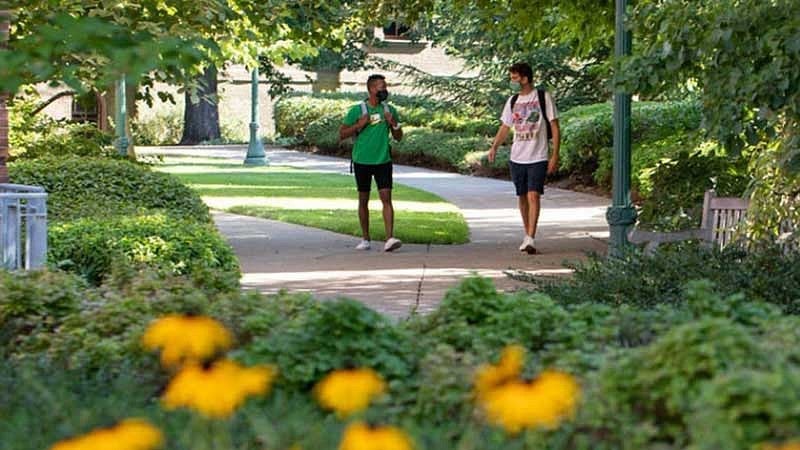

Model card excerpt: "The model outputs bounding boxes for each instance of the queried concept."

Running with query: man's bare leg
[518,195,531,235]
[379,188,394,238]
[527,191,541,239]
[358,191,371,241]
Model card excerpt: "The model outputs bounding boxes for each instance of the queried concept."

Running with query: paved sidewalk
[139,145,610,317]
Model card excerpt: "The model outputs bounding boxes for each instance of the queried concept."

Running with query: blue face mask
[510,81,521,91]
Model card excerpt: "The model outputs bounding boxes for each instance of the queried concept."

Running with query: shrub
[688,368,800,450]
[8,157,210,223]
[237,298,417,389]
[592,318,768,447]
[558,99,702,180]
[48,214,240,289]
[538,244,800,314]
[131,109,183,146]
[0,270,88,356]
[8,87,115,161]
[637,144,750,230]
[274,93,494,139]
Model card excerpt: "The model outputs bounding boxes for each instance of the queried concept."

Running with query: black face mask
[376,89,389,102]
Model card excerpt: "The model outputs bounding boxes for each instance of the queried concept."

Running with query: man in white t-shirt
[488,62,561,254]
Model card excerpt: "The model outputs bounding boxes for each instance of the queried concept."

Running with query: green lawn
[158,159,470,245]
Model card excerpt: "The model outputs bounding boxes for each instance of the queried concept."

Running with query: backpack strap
[510,94,519,112]
[537,88,552,140]
[360,101,368,117]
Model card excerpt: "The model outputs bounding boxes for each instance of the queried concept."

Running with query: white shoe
[355,240,371,251]
[384,237,402,252]
[519,236,537,254]
[519,235,532,252]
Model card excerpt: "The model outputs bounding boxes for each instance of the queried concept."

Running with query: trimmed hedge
[49,214,240,289]
[8,157,211,223]
[275,93,496,138]
[558,99,703,182]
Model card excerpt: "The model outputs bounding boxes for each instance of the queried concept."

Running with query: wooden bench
[628,190,749,254]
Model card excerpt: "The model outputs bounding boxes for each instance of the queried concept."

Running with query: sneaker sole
[385,241,402,252]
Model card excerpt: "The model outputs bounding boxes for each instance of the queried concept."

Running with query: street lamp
[244,65,268,166]
[606,0,637,257]
[114,74,129,156]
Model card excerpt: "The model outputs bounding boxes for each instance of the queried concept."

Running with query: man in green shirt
[339,74,404,252]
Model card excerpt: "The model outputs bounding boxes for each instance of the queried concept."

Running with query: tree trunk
[0,10,10,183]
[180,65,221,145]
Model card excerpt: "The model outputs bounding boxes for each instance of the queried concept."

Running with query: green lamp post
[114,75,129,156]
[607,0,637,257]
[244,65,268,166]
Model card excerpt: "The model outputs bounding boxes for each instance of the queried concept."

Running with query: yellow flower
[338,422,414,450]
[162,359,277,419]
[314,368,386,417]
[142,315,233,368]
[481,370,580,434]
[474,345,525,400]
[50,418,163,450]
[762,442,800,450]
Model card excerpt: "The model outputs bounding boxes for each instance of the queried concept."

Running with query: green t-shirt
[343,102,400,165]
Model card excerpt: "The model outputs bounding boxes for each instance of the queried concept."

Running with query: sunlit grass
[157,159,470,244]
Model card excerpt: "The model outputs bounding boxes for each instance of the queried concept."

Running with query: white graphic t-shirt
[500,90,558,164]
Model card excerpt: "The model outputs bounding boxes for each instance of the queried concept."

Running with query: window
[382,22,411,40]
[71,92,98,124]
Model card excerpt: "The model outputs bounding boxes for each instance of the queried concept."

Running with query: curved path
[139,145,610,317]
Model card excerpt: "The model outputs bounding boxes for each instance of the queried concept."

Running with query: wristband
[392,123,401,130]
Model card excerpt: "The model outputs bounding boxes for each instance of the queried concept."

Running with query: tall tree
[180,65,221,144]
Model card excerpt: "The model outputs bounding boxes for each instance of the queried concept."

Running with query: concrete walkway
[139,145,610,317]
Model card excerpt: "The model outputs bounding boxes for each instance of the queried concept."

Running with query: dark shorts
[354,161,393,192]
[509,160,547,196]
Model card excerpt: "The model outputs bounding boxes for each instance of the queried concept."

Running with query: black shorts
[509,160,547,196]
[354,162,393,192]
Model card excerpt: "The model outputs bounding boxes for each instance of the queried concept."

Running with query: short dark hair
[367,74,386,89]
[508,62,533,85]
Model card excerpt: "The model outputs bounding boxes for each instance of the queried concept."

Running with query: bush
[588,318,771,448]
[274,93,495,139]
[8,157,211,223]
[131,109,183,146]
[305,114,492,173]
[637,143,750,230]
[48,214,240,289]
[538,244,800,314]
[238,298,417,390]
[558,99,702,182]
[8,87,116,161]
[0,270,88,357]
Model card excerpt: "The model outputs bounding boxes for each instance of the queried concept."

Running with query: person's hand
[547,156,559,175]
[488,147,497,163]
[384,110,397,128]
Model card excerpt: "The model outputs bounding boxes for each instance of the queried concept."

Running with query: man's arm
[547,119,560,175]
[339,115,370,140]
[384,109,403,141]
[488,125,511,163]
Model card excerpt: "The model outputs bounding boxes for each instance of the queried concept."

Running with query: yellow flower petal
[50,418,163,450]
[339,422,413,450]
[474,345,525,399]
[142,315,233,368]
[314,368,386,417]
[162,360,276,419]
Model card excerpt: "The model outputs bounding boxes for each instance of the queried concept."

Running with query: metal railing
[0,183,48,270]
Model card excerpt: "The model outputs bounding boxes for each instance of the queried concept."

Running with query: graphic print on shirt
[511,97,541,142]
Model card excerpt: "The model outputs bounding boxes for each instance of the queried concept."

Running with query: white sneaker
[355,240,371,251]
[519,235,531,252]
[384,237,402,252]
[519,236,537,254]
